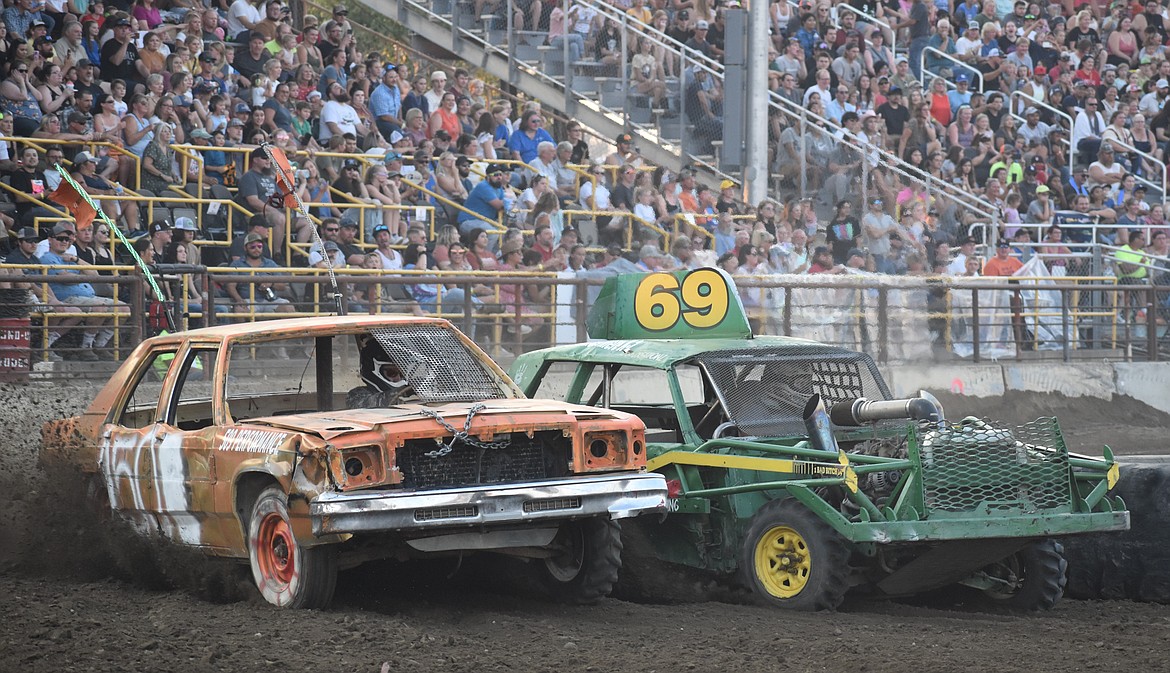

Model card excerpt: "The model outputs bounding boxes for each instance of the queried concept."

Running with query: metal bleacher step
[570,74,597,94]
[515,30,545,46]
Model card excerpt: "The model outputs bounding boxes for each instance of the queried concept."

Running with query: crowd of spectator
[1,0,1169,360]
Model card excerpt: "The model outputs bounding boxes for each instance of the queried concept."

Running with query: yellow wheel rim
[753,525,812,599]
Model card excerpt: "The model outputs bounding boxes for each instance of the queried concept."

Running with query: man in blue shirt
[40,223,127,360]
[457,164,507,235]
[370,64,405,143]
[947,74,974,114]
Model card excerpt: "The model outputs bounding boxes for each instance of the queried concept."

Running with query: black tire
[739,498,850,611]
[981,539,1067,611]
[541,518,623,604]
[247,486,337,609]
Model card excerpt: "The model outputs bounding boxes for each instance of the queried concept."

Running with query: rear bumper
[310,472,668,536]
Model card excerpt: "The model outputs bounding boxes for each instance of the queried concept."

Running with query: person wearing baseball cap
[457,162,508,234]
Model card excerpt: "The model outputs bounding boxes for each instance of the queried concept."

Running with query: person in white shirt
[319,82,363,142]
[226,0,263,40]
[423,71,447,114]
[803,69,834,106]
[1138,79,1168,118]
[955,21,982,61]
[1071,96,1105,165]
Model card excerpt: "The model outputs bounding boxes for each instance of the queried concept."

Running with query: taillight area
[337,446,385,488]
[666,479,683,499]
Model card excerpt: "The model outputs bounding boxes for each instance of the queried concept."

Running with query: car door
[100,347,178,537]
[153,346,221,547]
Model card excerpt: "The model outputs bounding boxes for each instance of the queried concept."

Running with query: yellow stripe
[647,451,798,473]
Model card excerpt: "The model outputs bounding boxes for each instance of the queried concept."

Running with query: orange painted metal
[41,315,651,560]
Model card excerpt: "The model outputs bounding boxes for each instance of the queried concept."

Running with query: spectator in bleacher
[370,64,405,141]
[458,163,507,234]
[428,91,461,141]
[423,70,447,113]
[43,223,128,360]
[320,81,366,144]
[507,109,553,168]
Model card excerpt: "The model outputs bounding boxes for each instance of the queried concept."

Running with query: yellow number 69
[634,269,730,332]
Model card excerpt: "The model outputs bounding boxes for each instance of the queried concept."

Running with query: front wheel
[248,486,337,609]
[540,518,623,604]
[739,499,850,611]
[981,539,1068,611]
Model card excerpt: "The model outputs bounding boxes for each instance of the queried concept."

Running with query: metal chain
[419,403,511,458]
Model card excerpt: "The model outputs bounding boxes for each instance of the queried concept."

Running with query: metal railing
[918,46,983,92]
[3,268,1164,379]
[1008,91,1076,172]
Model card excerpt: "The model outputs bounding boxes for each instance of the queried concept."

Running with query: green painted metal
[507,273,1130,602]
[586,269,753,341]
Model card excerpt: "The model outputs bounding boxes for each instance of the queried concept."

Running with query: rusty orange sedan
[42,316,667,608]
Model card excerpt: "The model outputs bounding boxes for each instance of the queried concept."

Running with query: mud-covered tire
[541,518,623,604]
[739,499,850,611]
[981,539,1068,611]
[247,486,337,609]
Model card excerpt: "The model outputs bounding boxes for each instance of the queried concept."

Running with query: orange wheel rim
[257,513,295,586]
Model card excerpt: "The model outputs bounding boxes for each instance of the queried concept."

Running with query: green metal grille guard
[650,417,1128,544]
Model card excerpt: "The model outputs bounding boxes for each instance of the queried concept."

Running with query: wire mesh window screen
[695,347,892,437]
[914,417,1072,513]
[369,324,507,402]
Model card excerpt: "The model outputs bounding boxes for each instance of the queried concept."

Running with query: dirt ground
[2,382,1169,673]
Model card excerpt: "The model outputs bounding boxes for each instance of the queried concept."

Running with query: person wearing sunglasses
[0,59,44,136]
[41,223,130,361]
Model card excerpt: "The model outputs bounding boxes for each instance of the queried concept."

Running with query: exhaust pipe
[803,394,840,454]
[829,391,944,427]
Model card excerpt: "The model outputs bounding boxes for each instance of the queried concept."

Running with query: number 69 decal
[633,268,730,332]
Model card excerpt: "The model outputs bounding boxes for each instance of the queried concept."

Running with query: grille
[912,417,1072,514]
[398,432,570,490]
[695,346,892,438]
[369,324,506,403]
[414,505,479,522]
[523,497,582,513]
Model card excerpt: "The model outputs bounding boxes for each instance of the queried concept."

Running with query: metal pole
[1147,285,1157,361]
[679,50,687,158]
[507,0,515,84]
[877,287,888,363]
[971,289,981,363]
[799,107,807,198]
[575,279,588,342]
[745,0,768,205]
[621,12,630,132]
[1061,288,1070,362]
[562,0,571,114]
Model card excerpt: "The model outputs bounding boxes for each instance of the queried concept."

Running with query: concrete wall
[880,361,1170,414]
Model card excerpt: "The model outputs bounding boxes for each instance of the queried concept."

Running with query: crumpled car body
[42,315,666,608]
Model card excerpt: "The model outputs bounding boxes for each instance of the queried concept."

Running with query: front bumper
[843,510,1131,544]
[311,472,668,536]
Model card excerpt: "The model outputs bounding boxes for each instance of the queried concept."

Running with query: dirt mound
[930,391,1170,455]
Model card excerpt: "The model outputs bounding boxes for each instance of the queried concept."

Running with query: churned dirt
[2,382,1170,673]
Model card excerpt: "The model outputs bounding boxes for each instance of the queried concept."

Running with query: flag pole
[259,142,346,316]
[51,163,177,333]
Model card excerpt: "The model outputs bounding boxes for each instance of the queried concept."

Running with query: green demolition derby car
[508,269,1130,610]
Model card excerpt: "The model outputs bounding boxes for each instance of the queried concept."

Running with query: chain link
[418,403,512,458]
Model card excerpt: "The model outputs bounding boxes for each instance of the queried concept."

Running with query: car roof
[148,315,452,345]
[514,335,839,371]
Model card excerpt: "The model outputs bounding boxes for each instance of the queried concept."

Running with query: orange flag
[264,143,300,210]
[47,179,98,230]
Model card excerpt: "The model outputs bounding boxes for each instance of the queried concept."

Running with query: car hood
[246,398,621,440]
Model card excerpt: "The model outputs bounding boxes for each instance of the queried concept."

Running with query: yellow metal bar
[646,450,799,474]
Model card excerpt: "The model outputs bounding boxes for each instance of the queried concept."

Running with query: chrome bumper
[310,472,668,536]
